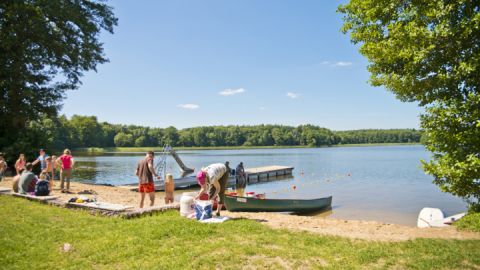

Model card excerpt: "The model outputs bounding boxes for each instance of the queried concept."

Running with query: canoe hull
[225,195,332,213]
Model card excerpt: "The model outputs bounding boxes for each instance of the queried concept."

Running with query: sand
[1,177,479,242]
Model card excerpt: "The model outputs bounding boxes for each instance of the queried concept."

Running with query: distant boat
[224,195,332,213]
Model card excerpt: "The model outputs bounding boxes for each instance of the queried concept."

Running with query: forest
[14,115,422,152]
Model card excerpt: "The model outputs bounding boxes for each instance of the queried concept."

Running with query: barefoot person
[15,154,26,175]
[32,149,48,172]
[204,162,229,216]
[18,163,38,194]
[12,168,24,193]
[43,156,55,190]
[0,154,7,182]
[57,149,74,193]
[135,151,160,208]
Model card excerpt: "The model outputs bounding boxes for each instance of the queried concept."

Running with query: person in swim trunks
[135,151,161,208]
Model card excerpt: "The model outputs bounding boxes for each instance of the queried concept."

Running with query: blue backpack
[35,180,50,196]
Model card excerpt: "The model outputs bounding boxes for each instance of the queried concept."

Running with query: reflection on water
[73,145,467,226]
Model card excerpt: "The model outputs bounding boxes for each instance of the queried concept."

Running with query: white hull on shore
[417,207,466,228]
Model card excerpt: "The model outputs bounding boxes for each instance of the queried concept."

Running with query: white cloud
[219,88,245,96]
[320,61,353,67]
[259,106,267,111]
[333,61,353,67]
[177,104,199,110]
[286,92,300,99]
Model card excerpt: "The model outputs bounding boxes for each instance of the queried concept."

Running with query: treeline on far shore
[8,115,422,156]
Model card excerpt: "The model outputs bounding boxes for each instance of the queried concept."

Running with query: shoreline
[0,177,477,242]
[74,142,422,154]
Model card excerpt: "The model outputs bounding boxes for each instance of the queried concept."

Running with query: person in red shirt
[56,149,75,193]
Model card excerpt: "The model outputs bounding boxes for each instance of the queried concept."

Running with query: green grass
[1,196,479,269]
[456,213,480,233]
[74,143,421,154]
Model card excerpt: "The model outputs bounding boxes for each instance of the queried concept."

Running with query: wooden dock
[117,165,294,192]
[245,165,294,183]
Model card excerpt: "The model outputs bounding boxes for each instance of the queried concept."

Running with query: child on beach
[43,156,55,189]
[15,154,26,175]
[35,172,51,196]
[0,155,7,182]
[52,155,57,176]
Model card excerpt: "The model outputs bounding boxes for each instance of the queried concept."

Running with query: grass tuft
[455,213,480,233]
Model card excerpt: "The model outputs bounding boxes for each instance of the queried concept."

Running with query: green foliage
[336,129,422,144]
[0,0,117,161]
[422,94,480,208]
[1,114,423,160]
[455,213,480,233]
[1,196,480,269]
[68,115,103,148]
[339,0,480,210]
[113,132,134,147]
[338,0,479,106]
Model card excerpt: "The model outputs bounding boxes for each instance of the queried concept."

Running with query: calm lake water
[73,145,467,226]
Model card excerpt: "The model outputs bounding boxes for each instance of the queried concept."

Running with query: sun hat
[196,171,206,186]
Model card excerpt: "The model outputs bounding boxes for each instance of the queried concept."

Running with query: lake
[73,145,467,226]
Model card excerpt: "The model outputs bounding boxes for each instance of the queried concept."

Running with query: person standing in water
[135,151,161,208]
[235,162,247,197]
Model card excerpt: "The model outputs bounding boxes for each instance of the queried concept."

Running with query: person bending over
[204,163,229,216]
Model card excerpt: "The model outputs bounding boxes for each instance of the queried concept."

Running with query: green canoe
[224,195,332,213]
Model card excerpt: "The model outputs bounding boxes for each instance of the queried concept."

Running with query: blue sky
[61,0,422,130]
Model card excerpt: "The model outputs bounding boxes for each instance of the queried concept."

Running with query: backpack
[35,180,50,196]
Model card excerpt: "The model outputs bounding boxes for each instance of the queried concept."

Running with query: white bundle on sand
[199,217,230,223]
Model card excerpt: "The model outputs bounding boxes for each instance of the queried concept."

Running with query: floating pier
[118,165,294,192]
[245,165,294,183]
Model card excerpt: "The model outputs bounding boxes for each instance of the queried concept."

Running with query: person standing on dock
[135,151,160,208]
[235,162,246,197]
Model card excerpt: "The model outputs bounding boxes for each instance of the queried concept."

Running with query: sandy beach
[1,177,479,242]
